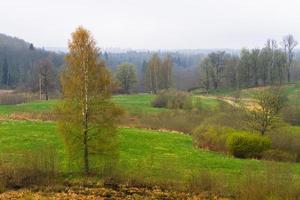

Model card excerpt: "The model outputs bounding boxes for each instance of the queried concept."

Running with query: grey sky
[1,0,300,50]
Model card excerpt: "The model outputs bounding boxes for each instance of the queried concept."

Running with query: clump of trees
[57,27,123,175]
[144,54,173,93]
[151,89,193,110]
[115,63,137,94]
[198,35,298,91]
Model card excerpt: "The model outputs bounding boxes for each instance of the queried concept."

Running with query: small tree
[199,57,211,92]
[283,35,297,83]
[208,51,225,89]
[115,63,137,94]
[145,54,161,93]
[37,58,54,100]
[248,87,287,135]
[57,27,122,175]
[160,55,173,89]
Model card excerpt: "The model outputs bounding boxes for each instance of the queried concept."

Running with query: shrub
[188,171,218,192]
[0,93,28,105]
[0,146,58,191]
[151,89,193,110]
[269,126,300,162]
[202,109,250,131]
[226,132,271,158]
[262,149,296,162]
[0,92,40,105]
[192,125,232,152]
[282,105,300,125]
[139,110,209,134]
[237,163,298,200]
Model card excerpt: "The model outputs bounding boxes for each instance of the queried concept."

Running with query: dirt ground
[0,186,231,200]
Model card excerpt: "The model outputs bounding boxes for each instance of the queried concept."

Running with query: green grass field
[1,120,299,183]
[0,100,58,115]
[205,82,300,100]
[112,94,168,114]
[0,93,222,116]
[0,94,162,115]
[193,96,221,109]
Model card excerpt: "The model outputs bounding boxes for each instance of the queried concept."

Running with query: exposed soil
[200,95,259,111]
[0,185,231,200]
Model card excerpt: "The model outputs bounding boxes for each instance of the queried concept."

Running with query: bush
[192,125,232,153]
[0,93,28,105]
[139,110,209,134]
[0,146,58,191]
[269,126,300,162]
[202,109,250,131]
[226,132,271,158]
[0,92,40,105]
[151,90,193,110]
[188,171,218,192]
[282,105,300,125]
[237,163,298,200]
[262,149,296,162]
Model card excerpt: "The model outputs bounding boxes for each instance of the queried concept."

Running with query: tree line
[115,54,174,94]
[199,35,298,91]
[1,33,300,95]
[0,34,64,100]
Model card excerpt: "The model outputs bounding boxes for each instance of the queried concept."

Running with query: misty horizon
[1,0,300,50]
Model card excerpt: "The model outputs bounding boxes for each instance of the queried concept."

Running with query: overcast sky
[1,0,300,50]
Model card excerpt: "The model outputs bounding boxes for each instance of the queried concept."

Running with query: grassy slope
[0,100,58,115]
[112,94,167,114]
[0,94,221,115]
[0,94,162,115]
[0,121,299,182]
[207,82,300,100]
[193,96,221,109]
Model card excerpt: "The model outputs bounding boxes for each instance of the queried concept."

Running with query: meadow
[1,92,300,199]
[0,93,298,177]
[205,82,300,101]
[0,93,221,115]
[1,120,297,182]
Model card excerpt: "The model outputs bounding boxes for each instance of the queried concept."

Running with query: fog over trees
[1,33,300,93]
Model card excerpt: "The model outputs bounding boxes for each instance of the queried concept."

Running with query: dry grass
[0,147,59,192]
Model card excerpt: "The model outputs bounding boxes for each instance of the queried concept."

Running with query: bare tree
[160,55,173,89]
[267,39,278,84]
[251,49,260,86]
[283,35,298,83]
[208,51,225,89]
[199,57,211,92]
[37,58,54,100]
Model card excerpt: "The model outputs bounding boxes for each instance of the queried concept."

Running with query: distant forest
[1,33,300,93]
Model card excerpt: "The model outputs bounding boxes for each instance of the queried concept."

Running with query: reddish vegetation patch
[0,90,14,96]
[0,186,231,200]
[0,112,57,122]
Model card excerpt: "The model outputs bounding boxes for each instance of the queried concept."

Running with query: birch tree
[58,27,122,175]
